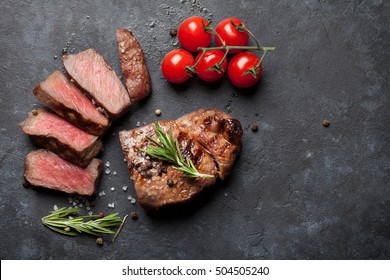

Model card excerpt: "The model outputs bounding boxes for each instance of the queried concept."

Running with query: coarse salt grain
[127,195,133,200]
[113,171,117,175]
[111,187,115,191]
[53,205,58,210]
[88,211,93,216]
[122,186,128,191]
[105,161,110,167]
[131,198,136,204]
[105,169,111,175]
[87,207,91,211]
[98,191,106,197]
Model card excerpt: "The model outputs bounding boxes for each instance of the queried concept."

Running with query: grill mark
[204,116,213,129]
[221,118,243,145]
[176,125,223,178]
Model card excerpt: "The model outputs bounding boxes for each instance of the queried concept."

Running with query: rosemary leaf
[41,207,123,238]
[141,122,214,179]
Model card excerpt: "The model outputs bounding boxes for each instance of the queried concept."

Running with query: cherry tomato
[215,18,249,54]
[161,49,194,84]
[195,50,228,82]
[178,16,212,52]
[228,52,262,88]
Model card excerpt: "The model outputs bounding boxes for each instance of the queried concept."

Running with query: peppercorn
[96,237,104,245]
[130,211,139,220]
[251,123,258,132]
[98,212,105,218]
[155,109,161,116]
[167,179,174,187]
[169,28,177,37]
[31,110,38,116]
[89,199,96,207]
[322,119,330,127]
[161,165,168,174]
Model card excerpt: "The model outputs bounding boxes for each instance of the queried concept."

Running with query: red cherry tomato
[178,16,212,52]
[228,52,262,88]
[161,49,195,84]
[195,50,228,82]
[215,18,249,54]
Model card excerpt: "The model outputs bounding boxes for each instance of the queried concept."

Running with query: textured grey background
[0,0,389,259]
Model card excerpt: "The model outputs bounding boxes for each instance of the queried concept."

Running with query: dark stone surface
[0,0,389,259]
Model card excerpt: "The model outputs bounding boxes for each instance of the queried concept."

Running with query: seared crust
[177,108,243,179]
[119,121,217,209]
[119,108,243,209]
[116,28,151,103]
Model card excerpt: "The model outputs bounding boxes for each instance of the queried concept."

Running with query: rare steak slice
[19,109,103,167]
[63,49,131,119]
[176,108,243,179]
[119,121,218,209]
[33,70,110,136]
[116,28,151,103]
[24,149,102,196]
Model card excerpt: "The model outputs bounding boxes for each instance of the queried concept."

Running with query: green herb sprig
[41,207,123,237]
[141,122,214,179]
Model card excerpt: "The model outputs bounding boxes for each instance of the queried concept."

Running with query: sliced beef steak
[116,28,151,103]
[63,49,131,119]
[177,108,243,179]
[19,109,103,167]
[33,70,110,136]
[119,121,218,209]
[24,149,102,196]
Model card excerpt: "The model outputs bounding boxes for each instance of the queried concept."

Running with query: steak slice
[63,49,131,119]
[119,121,218,209]
[177,109,243,179]
[19,109,103,167]
[116,28,151,103]
[24,149,102,196]
[33,70,110,136]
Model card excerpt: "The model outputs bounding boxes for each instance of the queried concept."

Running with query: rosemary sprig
[141,122,214,179]
[41,207,123,237]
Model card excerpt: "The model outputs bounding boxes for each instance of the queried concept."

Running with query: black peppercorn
[251,123,258,132]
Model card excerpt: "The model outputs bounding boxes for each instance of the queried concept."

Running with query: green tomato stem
[198,45,275,52]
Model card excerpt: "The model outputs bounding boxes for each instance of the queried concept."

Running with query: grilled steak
[177,108,243,179]
[63,49,131,119]
[119,121,218,209]
[119,109,242,209]
[24,149,102,196]
[33,70,110,136]
[19,109,103,167]
[116,28,151,103]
